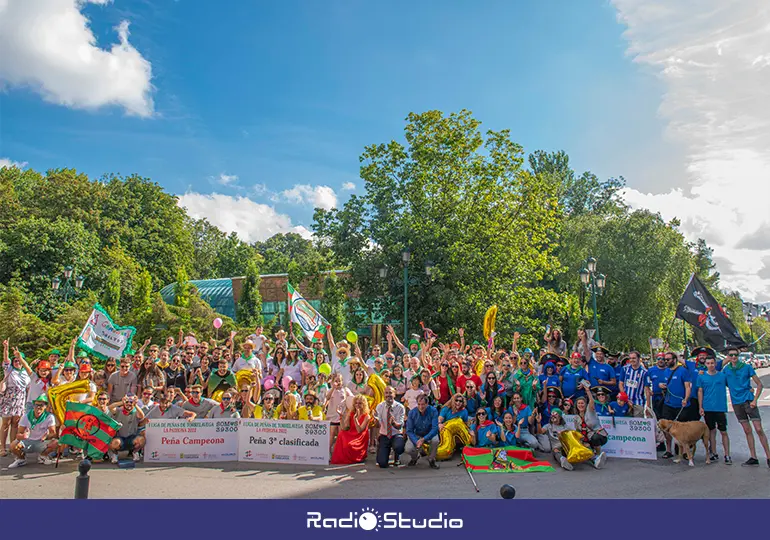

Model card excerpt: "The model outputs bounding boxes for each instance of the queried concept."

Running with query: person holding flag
[107,394,146,463]
[7,394,57,468]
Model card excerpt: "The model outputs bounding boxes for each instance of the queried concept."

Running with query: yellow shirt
[253,405,278,419]
[298,405,325,421]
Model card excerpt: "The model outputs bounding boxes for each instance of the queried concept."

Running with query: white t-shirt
[247,334,267,351]
[325,387,353,423]
[404,388,425,410]
[232,355,262,374]
[282,362,303,384]
[72,381,97,403]
[19,412,56,440]
[28,374,49,403]
[332,356,353,385]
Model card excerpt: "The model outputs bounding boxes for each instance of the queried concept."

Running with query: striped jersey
[620,364,649,405]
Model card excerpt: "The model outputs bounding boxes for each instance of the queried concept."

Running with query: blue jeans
[376,434,405,468]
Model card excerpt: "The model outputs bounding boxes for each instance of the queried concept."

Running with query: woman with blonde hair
[330,394,371,464]
[276,392,299,420]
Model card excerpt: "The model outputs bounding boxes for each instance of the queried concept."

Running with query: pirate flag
[675,274,747,352]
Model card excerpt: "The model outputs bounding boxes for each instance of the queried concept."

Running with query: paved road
[3,369,769,499]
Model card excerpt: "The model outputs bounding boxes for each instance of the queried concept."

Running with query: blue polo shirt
[588,359,616,387]
[697,371,727,412]
[722,363,756,405]
[664,365,692,408]
[560,365,588,399]
[439,406,468,424]
[647,365,668,397]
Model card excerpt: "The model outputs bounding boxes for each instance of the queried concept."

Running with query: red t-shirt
[457,374,482,393]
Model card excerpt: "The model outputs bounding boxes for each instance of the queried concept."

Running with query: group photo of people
[3,319,767,473]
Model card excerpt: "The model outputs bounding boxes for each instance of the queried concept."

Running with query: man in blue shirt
[723,346,769,467]
[660,352,692,459]
[588,345,617,389]
[697,357,731,464]
[560,352,589,400]
[405,394,440,469]
[686,346,721,422]
[647,353,668,422]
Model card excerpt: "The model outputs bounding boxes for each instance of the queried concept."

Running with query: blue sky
[1,0,769,301]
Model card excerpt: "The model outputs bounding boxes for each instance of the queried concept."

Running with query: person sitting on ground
[609,392,630,417]
[498,411,521,447]
[277,393,299,420]
[485,395,507,424]
[108,393,146,463]
[144,392,196,421]
[509,391,541,451]
[180,384,218,417]
[471,408,500,448]
[206,389,240,418]
[7,394,57,469]
[537,407,572,470]
[573,382,608,469]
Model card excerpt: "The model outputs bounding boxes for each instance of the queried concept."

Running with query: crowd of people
[1,322,768,472]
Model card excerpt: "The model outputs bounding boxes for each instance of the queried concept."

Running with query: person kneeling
[471,409,500,447]
[573,386,608,469]
[8,395,57,468]
[108,394,146,464]
[375,387,405,468]
[537,408,572,470]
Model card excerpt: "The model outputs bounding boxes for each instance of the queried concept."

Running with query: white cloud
[0,0,154,116]
[341,182,356,191]
[177,192,312,243]
[280,184,338,210]
[0,158,28,169]
[612,0,770,302]
[215,173,238,186]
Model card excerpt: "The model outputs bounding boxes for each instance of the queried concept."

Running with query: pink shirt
[325,387,353,423]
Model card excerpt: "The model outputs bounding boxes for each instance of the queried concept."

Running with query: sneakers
[133,451,142,462]
[393,458,401,467]
[428,459,440,470]
[767,458,770,468]
[743,457,759,466]
[109,451,118,464]
[661,451,674,459]
[724,456,732,465]
[37,454,55,465]
[8,458,27,469]
[559,456,574,471]
[709,453,718,461]
[592,452,607,470]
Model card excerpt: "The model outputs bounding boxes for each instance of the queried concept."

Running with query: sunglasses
[222,397,232,401]
[34,403,46,407]
[727,353,738,357]
[263,397,275,401]
[441,364,448,368]
[477,412,487,417]
[190,391,202,395]
[465,384,474,388]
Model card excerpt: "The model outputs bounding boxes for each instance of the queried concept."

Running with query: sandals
[0,448,8,457]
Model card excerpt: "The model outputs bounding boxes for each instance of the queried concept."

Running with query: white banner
[563,415,657,460]
[238,418,330,464]
[144,418,239,463]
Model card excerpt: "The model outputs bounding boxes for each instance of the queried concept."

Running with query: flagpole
[682,320,689,357]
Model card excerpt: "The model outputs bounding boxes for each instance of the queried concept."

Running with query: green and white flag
[287,283,328,343]
[77,303,136,360]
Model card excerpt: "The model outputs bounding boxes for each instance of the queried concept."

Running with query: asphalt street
[3,368,769,499]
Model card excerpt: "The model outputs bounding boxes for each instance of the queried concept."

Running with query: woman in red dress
[330,394,371,464]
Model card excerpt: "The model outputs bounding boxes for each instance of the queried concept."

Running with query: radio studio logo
[307,507,463,530]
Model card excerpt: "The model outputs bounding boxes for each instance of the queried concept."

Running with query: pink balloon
[282,376,292,391]
[213,317,223,329]
[263,379,274,390]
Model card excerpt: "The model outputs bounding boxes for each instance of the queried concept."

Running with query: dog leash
[673,406,685,422]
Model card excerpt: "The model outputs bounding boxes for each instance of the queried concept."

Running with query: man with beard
[144,393,197,421]
[299,391,325,421]
[375,387,406,468]
[659,351,692,459]
[618,351,651,418]
[587,345,617,390]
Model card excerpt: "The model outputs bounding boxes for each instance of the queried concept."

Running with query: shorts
[661,404,682,421]
[680,401,701,422]
[733,402,761,423]
[703,411,727,432]
[330,422,340,427]
[20,439,52,454]
[651,395,665,419]
[116,434,138,450]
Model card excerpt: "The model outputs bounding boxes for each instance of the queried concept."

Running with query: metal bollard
[74,459,91,499]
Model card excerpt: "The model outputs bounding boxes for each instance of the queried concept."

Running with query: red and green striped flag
[59,402,120,459]
[462,446,556,473]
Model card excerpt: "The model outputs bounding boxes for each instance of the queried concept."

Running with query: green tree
[321,272,347,333]
[133,269,153,315]
[174,267,191,308]
[313,110,565,340]
[236,257,263,326]
[102,269,121,318]
[693,238,720,289]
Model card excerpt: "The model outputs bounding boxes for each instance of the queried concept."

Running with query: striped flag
[287,283,328,343]
[59,402,121,459]
[462,446,555,473]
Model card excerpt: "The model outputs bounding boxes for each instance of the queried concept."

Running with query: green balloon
[346,331,358,344]
[319,363,332,376]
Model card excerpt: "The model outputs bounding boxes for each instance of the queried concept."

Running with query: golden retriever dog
[657,419,711,467]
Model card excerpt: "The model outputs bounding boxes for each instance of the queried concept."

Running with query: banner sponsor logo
[307,507,464,530]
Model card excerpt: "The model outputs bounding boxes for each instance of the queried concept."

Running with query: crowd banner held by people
[287,283,328,343]
[238,418,330,464]
[144,419,239,463]
[675,275,747,351]
[564,415,656,459]
[77,304,137,361]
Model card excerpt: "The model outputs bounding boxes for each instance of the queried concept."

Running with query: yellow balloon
[483,305,498,341]
[475,359,485,377]
[47,379,91,424]
[365,373,386,427]
[429,417,472,460]
[559,429,594,464]
[235,370,255,389]
[211,389,225,402]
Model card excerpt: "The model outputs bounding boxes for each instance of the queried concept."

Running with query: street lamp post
[52,265,86,303]
[747,313,754,352]
[579,257,606,342]
[379,251,434,346]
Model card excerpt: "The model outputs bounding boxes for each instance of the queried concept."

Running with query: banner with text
[77,303,136,360]
[238,418,330,464]
[144,419,239,463]
[563,415,656,460]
